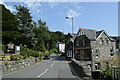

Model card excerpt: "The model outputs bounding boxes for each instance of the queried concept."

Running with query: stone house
[74,28,116,72]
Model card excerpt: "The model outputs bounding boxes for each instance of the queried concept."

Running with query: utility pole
[65,16,74,59]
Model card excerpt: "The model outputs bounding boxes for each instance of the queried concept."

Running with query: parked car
[43,55,50,60]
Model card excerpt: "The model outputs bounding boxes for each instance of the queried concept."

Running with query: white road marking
[50,63,54,67]
[37,61,56,78]
[37,69,49,78]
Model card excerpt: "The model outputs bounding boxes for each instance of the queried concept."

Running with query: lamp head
[65,16,73,19]
[65,17,69,19]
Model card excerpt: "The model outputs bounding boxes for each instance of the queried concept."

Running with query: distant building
[56,41,65,53]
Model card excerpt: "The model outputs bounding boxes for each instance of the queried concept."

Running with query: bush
[49,49,54,54]
[49,48,58,54]
[31,51,39,57]
[52,48,58,53]
[20,45,41,59]
[20,47,28,59]
[11,54,23,61]
[104,65,112,79]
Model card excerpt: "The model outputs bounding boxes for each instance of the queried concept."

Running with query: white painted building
[56,41,65,53]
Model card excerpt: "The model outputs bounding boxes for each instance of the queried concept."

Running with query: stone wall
[71,59,91,77]
[1,58,37,74]
[90,38,116,71]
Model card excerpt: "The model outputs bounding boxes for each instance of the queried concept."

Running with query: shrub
[31,51,39,57]
[52,48,58,53]
[49,49,54,54]
[20,47,28,59]
[10,54,23,61]
[49,48,58,54]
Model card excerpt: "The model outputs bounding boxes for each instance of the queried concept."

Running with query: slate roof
[77,28,97,41]
[56,41,65,44]
[69,38,74,42]
[68,33,77,38]
[77,28,116,42]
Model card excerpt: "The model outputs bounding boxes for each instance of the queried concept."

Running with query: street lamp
[65,16,74,59]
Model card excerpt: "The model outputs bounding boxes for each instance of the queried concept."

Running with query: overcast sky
[1,1,118,36]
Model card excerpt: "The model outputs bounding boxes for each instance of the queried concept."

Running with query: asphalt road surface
[2,54,79,79]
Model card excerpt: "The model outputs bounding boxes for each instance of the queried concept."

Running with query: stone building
[64,28,116,74]
[74,28,116,72]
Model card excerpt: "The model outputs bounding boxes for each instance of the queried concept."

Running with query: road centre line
[37,69,49,78]
[37,61,55,78]
[50,63,54,67]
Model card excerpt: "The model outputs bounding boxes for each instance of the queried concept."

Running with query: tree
[33,19,51,51]
[16,5,36,49]
[33,19,67,51]
[1,4,20,45]
[41,40,46,53]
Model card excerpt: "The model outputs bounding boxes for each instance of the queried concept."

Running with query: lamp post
[65,16,74,59]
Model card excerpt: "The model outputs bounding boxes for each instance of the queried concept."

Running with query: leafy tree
[41,40,46,53]
[2,4,20,45]
[2,4,18,31]
[16,5,37,48]
[33,19,66,52]
[2,31,20,45]
[34,19,51,51]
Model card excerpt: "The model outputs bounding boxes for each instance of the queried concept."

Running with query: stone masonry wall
[0,58,37,74]
[90,38,116,71]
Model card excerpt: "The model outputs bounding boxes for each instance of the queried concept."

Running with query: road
[2,54,79,79]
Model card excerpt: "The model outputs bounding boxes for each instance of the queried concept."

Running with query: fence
[112,66,120,80]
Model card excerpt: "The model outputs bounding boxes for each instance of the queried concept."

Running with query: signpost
[15,46,21,54]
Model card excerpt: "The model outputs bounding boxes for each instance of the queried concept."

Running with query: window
[102,39,104,45]
[106,39,109,45]
[110,47,114,57]
[83,39,85,46]
[95,63,100,70]
[87,64,91,70]
[110,53,113,56]
[99,38,104,45]
[105,38,109,45]
[110,47,114,52]
[110,49,113,52]
[99,38,102,44]
[96,49,100,59]
[80,31,83,35]
[76,41,79,46]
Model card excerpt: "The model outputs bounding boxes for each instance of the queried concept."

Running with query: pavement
[2,54,79,79]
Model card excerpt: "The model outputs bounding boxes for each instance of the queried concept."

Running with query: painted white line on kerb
[37,69,49,78]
